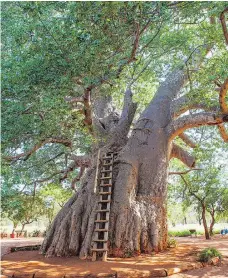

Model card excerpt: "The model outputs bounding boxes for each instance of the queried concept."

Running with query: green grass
[168,230,191,237]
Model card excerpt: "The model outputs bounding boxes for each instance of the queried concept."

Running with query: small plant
[167,237,177,248]
[198,247,222,263]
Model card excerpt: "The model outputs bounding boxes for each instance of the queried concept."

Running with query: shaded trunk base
[41,151,168,258]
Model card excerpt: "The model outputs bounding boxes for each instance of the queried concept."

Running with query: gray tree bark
[41,70,228,258]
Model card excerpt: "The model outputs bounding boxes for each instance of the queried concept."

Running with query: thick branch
[170,143,196,168]
[169,168,201,175]
[219,78,228,113]
[71,166,85,191]
[118,89,137,131]
[168,112,228,140]
[179,133,197,148]
[4,138,72,162]
[218,124,228,142]
[108,89,137,144]
[220,7,228,45]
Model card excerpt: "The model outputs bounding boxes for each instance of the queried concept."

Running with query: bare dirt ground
[1,236,228,277]
[1,238,44,258]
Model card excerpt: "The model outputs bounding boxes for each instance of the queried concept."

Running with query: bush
[31,229,41,237]
[168,230,191,237]
[167,237,177,248]
[198,247,222,263]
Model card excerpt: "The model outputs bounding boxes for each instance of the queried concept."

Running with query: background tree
[2,2,228,257]
[40,183,72,226]
[169,142,228,239]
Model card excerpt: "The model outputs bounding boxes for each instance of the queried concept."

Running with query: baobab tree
[2,2,228,258]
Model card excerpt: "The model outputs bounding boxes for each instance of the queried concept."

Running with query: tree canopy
[2,1,228,191]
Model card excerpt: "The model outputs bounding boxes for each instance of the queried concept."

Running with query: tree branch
[219,78,228,113]
[108,88,137,144]
[168,112,228,140]
[170,143,196,168]
[71,166,85,191]
[180,174,203,203]
[179,133,197,148]
[169,168,202,175]
[4,138,72,162]
[220,7,228,45]
[218,124,228,142]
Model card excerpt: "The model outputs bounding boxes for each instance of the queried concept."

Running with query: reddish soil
[1,236,228,278]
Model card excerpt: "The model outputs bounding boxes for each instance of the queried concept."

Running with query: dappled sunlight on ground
[1,236,228,277]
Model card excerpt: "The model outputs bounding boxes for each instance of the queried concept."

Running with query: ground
[1,237,43,258]
[1,235,228,277]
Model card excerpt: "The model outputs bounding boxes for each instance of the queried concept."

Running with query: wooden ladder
[91,152,116,261]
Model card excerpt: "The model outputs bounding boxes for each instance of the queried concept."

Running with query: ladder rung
[98,200,111,203]
[103,155,113,159]
[95,229,108,232]
[95,220,109,223]
[101,170,112,173]
[100,176,112,180]
[100,184,112,187]
[99,192,111,195]
[91,248,108,252]
[96,209,110,213]
[93,239,108,242]
[103,163,112,166]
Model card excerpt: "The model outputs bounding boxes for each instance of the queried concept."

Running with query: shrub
[198,247,222,263]
[168,230,191,237]
[31,229,41,237]
[167,237,177,248]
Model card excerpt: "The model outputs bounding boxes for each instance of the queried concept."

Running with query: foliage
[39,183,72,225]
[167,237,177,248]
[168,230,191,237]
[30,229,42,237]
[1,1,228,193]
[198,247,222,262]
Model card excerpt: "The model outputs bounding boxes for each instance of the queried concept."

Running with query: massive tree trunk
[41,71,227,258]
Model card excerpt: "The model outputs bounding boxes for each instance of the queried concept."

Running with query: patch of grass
[168,230,191,237]
[198,247,222,262]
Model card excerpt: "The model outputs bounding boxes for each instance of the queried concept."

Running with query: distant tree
[40,183,72,226]
[1,190,45,233]
[174,166,227,239]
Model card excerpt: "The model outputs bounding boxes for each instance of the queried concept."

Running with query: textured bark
[41,88,172,257]
[41,68,227,258]
[202,204,210,240]
[209,209,215,236]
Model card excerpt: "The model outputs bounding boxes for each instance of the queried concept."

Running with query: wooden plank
[95,220,108,223]
[99,192,112,195]
[91,248,108,252]
[94,149,101,193]
[92,239,108,242]
[96,209,110,212]
[94,229,108,232]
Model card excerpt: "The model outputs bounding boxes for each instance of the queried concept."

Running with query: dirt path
[1,236,228,277]
[1,238,43,258]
